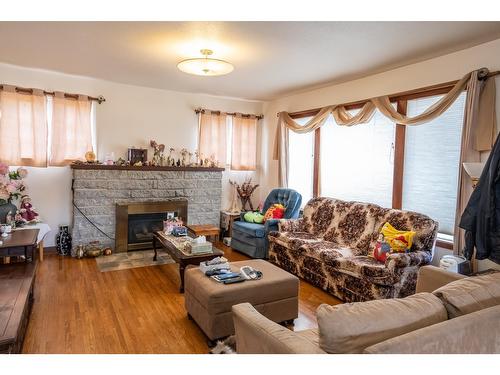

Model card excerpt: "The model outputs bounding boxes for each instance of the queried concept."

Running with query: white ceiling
[1,22,500,101]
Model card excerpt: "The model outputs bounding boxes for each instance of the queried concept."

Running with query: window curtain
[50,93,93,166]
[274,68,497,187]
[454,72,497,255]
[0,85,48,167]
[198,110,227,166]
[231,114,257,171]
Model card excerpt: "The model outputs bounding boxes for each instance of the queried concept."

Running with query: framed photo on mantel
[127,148,148,165]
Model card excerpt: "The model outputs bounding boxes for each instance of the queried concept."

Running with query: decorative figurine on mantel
[167,147,175,166]
[231,178,259,211]
[19,195,40,223]
[180,148,189,167]
[150,140,165,166]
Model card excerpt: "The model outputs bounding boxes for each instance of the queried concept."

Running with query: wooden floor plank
[22,243,340,353]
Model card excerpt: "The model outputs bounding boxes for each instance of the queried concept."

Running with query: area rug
[95,249,175,272]
[210,336,236,354]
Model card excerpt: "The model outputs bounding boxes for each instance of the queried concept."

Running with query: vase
[0,202,17,224]
[56,225,72,256]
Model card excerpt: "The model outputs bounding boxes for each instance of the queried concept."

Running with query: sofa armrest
[278,218,304,232]
[385,251,432,273]
[263,219,280,236]
[364,305,500,354]
[415,265,467,293]
[232,303,325,354]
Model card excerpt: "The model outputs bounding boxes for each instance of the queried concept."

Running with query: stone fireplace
[70,165,223,252]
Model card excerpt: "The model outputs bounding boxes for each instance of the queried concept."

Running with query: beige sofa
[232,266,500,354]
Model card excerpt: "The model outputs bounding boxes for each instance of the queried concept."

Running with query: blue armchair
[231,188,302,259]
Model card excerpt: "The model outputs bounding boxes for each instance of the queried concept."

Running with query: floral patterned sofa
[268,197,439,302]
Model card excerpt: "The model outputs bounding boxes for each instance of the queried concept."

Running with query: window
[286,84,468,244]
[402,92,466,236]
[0,88,95,167]
[320,111,395,207]
[287,117,314,204]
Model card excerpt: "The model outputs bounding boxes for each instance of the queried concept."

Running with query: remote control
[223,276,245,284]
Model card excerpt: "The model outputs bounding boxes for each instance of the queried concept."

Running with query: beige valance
[274,68,497,187]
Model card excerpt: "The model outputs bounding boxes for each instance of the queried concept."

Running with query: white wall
[260,38,500,271]
[0,62,263,246]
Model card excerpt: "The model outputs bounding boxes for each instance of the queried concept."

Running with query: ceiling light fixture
[177,49,234,76]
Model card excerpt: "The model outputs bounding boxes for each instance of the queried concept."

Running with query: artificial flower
[0,162,8,176]
[0,188,9,201]
[17,167,28,178]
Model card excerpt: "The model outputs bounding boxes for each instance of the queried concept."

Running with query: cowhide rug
[209,335,236,354]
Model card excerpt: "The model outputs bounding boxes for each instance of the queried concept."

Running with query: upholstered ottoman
[184,259,299,341]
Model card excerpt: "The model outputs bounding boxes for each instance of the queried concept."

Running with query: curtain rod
[281,70,500,119]
[195,107,263,120]
[0,84,106,104]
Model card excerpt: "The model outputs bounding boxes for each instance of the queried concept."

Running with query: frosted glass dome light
[177,49,234,76]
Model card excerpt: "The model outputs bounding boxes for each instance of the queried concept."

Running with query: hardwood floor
[22,243,340,353]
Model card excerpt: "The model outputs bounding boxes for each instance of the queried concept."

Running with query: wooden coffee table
[0,229,39,263]
[152,231,224,293]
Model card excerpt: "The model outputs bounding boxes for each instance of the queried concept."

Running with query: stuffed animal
[19,195,39,222]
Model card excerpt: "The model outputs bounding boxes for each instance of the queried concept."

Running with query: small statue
[167,148,175,166]
[180,148,188,167]
[115,157,126,166]
[187,151,194,166]
[150,140,165,166]
[19,195,40,222]
[176,159,181,167]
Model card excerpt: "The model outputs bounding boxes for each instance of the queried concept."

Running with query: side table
[14,223,51,262]
[0,229,39,263]
[220,210,241,238]
[186,224,221,242]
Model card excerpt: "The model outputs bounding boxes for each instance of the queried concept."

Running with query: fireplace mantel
[70,164,225,172]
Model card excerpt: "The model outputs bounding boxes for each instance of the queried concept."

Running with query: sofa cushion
[317,292,448,353]
[232,221,266,238]
[433,272,500,318]
[300,241,361,260]
[323,255,400,285]
[268,231,324,251]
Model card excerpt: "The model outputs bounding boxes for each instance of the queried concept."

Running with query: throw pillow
[316,292,447,354]
[263,203,285,222]
[243,211,265,224]
[370,222,416,262]
[433,272,500,318]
